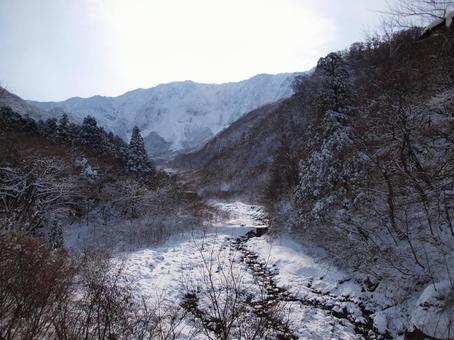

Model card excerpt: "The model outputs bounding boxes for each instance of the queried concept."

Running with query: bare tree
[0,159,76,235]
[386,0,454,27]
[180,237,293,339]
[0,236,189,340]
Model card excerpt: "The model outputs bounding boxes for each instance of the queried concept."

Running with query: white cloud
[102,0,335,88]
[0,0,388,101]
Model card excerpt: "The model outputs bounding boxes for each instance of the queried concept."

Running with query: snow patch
[411,280,454,339]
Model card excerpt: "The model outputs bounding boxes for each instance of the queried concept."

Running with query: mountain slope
[173,94,308,198]
[0,87,50,121]
[29,73,301,158]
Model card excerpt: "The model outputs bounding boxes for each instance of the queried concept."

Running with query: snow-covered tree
[314,52,351,113]
[0,107,38,133]
[56,113,72,143]
[295,111,361,225]
[127,126,153,174]
[79,115,102,146]
[110,133,129,162]
[387,0,454,27]
[59,113,69,128]
[0,160,75,235]
[75,156,98,180]
[41,118,58,137]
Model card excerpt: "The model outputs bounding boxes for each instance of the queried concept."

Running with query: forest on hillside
[172,2,454,338]
[262,4,454,338]
[0,105,215,338]
[267,22,454,275]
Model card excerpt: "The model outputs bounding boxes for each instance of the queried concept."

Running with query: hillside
[0,87,49,120]
[179,24,454,338]
[28,73,300,158]
[173,95,307,199]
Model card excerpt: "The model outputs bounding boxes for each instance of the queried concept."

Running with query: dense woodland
[0,106,207,246]
[0,106,211,338]
[173,4,454,338]
[261,13,454,339]
[267,22,454,280]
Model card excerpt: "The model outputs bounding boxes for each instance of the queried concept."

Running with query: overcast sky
[0,0,390,101]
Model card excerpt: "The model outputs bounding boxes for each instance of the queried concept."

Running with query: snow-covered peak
[28,72,301,158]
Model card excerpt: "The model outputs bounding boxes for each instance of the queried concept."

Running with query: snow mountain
[28,73,300,158]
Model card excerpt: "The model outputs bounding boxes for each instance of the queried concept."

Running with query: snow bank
[411,280,454,339]
[247,235,362,299]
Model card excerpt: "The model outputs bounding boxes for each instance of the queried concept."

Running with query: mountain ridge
[28,73,296,102]
[0,87,50,121]
[27,72,302,158]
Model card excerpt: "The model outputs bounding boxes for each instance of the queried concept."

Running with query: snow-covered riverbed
[116,201,259,300]
[114,201,381,339]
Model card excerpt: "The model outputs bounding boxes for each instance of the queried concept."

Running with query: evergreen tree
[315,52,351,113]
[127,126,153,174]
[42,118,58,137]
[294,110,365,227]
[59,113,69,127]
[79,115,102,146]
[23,114,39,134]
[111,133,129,162]
[68,122,80,146]
[0,107,38,133]
[56,113,71,143]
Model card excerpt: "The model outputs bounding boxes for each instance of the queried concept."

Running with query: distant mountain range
[21,73,300,158]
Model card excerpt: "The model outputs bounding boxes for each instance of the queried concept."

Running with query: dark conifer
[127,126,153,174]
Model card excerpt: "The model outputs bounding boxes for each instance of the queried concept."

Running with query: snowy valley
[1,2,454,339]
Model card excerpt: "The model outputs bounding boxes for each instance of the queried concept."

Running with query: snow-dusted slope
[0,87,50,121]
[29,73,300,158]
